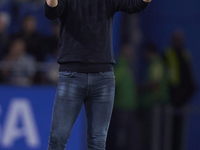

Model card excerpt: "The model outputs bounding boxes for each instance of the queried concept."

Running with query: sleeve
[111,0,150,14]
[44,0,67,20]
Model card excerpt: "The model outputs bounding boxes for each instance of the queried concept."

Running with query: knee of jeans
[87,133,107,148]
[49,131,69,147]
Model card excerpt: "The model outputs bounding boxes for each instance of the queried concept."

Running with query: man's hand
[143,0,152,2]
[46,0,58,7]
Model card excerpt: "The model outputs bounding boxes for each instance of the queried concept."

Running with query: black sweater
[44,0,149,73]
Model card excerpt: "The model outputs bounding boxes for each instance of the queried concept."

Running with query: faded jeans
[48,71,115,150]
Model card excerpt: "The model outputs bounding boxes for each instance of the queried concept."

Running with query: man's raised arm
[111,0,151,14]
[44,0,67,20]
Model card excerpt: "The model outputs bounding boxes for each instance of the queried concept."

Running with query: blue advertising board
[0,85,87,150]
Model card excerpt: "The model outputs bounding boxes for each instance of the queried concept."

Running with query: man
[140,42,169,150]
[141,43,169,108]
[44,0,151,149]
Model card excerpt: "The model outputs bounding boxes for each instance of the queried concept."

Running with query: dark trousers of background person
[170,85,195,150]
[107,109,142,150]
[138,105,168,150]
[138,108,153,150]
[171,108,185,150]
[48,71,115,150]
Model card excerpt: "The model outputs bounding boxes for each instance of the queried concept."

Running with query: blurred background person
[164,30,196,150]
[10,14,46,62]
[0,12,10,59]
[107,44,140,150]
[12,14,49,84]
[139,42,169,150]
[0,37,36,86]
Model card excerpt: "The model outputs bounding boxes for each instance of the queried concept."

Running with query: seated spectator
[14,14,45,61]
[0,37,36,86]
[0,12,10,59]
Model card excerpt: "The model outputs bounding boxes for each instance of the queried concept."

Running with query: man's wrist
[143,0,151,3]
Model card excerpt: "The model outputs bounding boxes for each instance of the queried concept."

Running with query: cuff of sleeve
[44,1,58,12]
[137,0,150,10]
[44,1,59,19]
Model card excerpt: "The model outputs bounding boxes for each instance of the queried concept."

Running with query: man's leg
[84,71,115,150]
[48,71,87,150]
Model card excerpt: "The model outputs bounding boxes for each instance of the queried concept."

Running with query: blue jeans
[48,71,115,150]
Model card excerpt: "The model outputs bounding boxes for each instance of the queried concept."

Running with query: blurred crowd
[0,0,59,85]
[107,30,196,150]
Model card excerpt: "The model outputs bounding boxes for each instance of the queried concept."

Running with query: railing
[0,61,59,72]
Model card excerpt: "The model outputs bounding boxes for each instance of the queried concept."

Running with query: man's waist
[59,62,114,73]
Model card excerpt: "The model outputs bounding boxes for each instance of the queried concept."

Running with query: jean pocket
[59,71,76,78]
[100,71,115,79]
